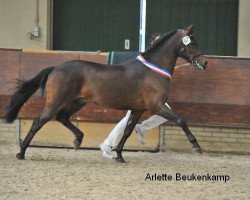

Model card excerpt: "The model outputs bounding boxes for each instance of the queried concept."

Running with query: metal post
[139,0,146,52]
[15,118,21,144]
[159,125,165,151]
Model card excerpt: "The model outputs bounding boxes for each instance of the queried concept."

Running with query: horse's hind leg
[56,99,86,150]
[115,110,143,163]
[156,105,202,153]
[16,107,55,160]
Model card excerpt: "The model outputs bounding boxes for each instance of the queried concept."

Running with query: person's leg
[135,103,170,144]
[100,111,131,159]
[135,115,167,144]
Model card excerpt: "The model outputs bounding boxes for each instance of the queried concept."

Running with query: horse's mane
[142,29,178,56]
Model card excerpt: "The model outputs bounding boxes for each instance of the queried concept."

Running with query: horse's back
[45,60,126,102]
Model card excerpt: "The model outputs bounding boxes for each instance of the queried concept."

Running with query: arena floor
[0,144,249,200]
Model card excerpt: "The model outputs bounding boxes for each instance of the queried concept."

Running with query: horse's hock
[0,48,250,154]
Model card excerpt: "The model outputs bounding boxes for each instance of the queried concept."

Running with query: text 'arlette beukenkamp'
[145,173,230,183]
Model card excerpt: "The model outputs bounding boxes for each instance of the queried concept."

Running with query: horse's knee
[175,117,186,127]
[124,128,132,137]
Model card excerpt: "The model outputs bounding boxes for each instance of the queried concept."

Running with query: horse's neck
[144,41,178,74]
[151,50,177,72]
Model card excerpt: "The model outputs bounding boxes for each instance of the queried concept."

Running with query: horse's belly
[80,76,148,110]
[95,93,146,111]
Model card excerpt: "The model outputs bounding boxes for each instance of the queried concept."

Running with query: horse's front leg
[115,110,143,163]
[156,104,202,153]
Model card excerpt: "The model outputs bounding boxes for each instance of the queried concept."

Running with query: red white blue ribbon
[136,55,172,79]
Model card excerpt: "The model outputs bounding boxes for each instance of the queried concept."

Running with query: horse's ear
[185,25,194,34]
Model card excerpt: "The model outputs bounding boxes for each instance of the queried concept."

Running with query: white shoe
[100,143,113,159]
[135,125,146,145]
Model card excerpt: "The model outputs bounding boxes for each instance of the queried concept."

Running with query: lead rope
[175,62,191,69]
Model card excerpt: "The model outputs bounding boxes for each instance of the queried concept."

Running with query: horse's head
[177,25,207,70]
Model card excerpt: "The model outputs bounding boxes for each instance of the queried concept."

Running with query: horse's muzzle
[195,59,207,70]
[194,55,207,70]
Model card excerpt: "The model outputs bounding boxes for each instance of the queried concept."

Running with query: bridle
[178,35,202,67]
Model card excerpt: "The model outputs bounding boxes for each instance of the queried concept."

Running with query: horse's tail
[4,66,55,123]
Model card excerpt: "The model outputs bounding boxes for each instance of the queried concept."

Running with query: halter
[136,55,172,79]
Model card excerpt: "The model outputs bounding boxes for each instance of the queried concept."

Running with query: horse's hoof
[193,147,202,154]
[73,139,80,150]
[16,153,25,160]
[115,157,126,163]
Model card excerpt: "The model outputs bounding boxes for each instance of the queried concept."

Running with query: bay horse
[5,25,207,162]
